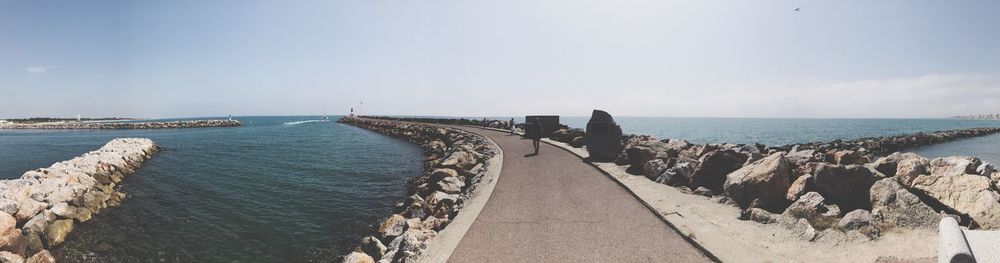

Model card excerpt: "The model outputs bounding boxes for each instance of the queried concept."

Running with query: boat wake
[283,119,329,125]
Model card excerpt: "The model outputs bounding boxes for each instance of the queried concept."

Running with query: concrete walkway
[446,126,712,263]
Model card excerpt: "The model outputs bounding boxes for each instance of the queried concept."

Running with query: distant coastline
[953,114,1000,120]
[0,119,242,129]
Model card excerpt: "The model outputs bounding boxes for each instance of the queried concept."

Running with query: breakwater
[360,116,1000,238]
[543,125,1000,237]
[337,117,496,263]
[0,138,157,262]
[0,120,242,129]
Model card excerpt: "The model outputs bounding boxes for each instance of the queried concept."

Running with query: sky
[2,0,1000,119]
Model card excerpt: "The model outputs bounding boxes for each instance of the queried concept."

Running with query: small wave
[283,119,330,125]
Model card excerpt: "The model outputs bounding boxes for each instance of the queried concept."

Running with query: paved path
[446,126,712,263]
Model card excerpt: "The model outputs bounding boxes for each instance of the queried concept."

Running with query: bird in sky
[794,8,800,12]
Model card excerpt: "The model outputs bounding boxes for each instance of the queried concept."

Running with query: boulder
[911,174,1000,229]
[360,236,387,261]
[977,163,994,178]
[342,251,375,263]
[895,156,930,187]
[0,251,23,263]
[14,196,46,223]
[377,214,407,240]
[782,192,840,229]
[642,159,671,180]
[741,207,776,224]
[0,213,14,237]
[785,149,817,165]
[722,153,793,212]
[869,178,940,229]
[929,156,981,177]
[872,152,922,176]
[45,219,73,246]
[692,187,713,197]
[436,177,465,194]
[25,250,54,263]
[838,209,873,230]
[786,174,812,202]
[812,164,883,211]
[425,191,459,218]
[22,211,55,236]
[624,141,670,173]
[690,150,748,192]
[428,168,459,182]
[438,150,478,170]
[655,162,694,186]
[50,202,77,219]
[834,150,864,165]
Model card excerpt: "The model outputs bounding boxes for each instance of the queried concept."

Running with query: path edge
[417,126,505,263]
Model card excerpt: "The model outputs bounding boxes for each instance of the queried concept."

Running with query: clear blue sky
[2,0,1000,119]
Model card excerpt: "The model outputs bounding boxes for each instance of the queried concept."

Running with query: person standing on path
[509,118,517,135]
[524,120,541,156]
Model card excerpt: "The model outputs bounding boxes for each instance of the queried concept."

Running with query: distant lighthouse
[77,114,81,122]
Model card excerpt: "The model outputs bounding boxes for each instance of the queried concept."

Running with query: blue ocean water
[0,116,424,262]
[2,116,999,262]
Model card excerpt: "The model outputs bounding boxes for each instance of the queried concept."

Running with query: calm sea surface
[0,116,423,262]
[1,116,999,261]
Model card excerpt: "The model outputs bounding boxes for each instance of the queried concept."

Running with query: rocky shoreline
[0,120,242,129]
[336,117,497,263]
[0,138,158,263]
[359,116,1000,243]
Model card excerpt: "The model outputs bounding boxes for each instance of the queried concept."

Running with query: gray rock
[838,209,873,230]
[360,236,387,261]
[786,174,812,202]
[655,162,694,186]
[782,192,839,229]
[692,186,713,197]
[642,159,670,180]
[812,163,883,211]
[977,163,994,177]
[723,153,792,212]
[376,214,407,241]
[690,150,748,192]
[929,156,981,177]
[436,177,465,194]
[869,178,939,229]
[911,174,1000,229]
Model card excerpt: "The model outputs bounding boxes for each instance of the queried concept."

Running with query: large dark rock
[584,110,624,161]
[690,150,748,192]
[812,163,884,211]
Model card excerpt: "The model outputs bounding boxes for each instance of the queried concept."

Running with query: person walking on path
[524,120,541,156]
[509,118,517,135]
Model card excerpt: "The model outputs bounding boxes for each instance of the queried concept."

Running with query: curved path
[446,126,712,262]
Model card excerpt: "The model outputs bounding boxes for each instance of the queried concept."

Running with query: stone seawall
[0,138,158,262]
[358,116,1000,241]
[0,120,242,129]
[336,117,497,263]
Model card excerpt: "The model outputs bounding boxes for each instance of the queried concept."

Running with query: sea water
[0,116,423,262]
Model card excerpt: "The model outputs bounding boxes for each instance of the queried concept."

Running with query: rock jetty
[768,127,1000,159]
[0,120,242,129]
[594,131,1000,241]
[362,116,1000,239]
[337,117,496,263]
[0,138,158,262]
